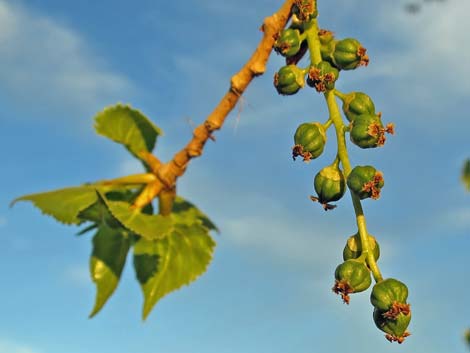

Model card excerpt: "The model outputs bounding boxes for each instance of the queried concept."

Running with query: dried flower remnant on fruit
[318,29,334,43]
[307,62,338,92]
[368,121,395,147]
[332,280,353,304]
[362,172,384,200]
[357,46,369,67]
[293,144,313,162]
[382,302,411,320]
[310,195,337,210]
[385,332,411,344]
[293,0,317,21]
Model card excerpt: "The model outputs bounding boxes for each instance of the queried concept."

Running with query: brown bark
[133,0,295,209]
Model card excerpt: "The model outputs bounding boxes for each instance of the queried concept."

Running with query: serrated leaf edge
[142,225,216,320]
[10,189,98,225]
[97,190,173,240]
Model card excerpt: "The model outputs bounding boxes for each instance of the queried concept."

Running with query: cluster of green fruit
[292,92,384,210]
[335,237,411,343]
[272,0,411,343]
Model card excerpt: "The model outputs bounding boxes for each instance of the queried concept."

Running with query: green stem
[305,19,383,283]
[306,19,322,64]
[323,118,333,130]
[333,89,348,101]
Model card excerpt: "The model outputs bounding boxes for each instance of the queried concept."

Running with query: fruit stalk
[306,19,383,282]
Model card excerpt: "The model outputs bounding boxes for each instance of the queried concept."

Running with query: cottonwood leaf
[12,185,142,226]
[133,222,215,320]
[11,186,100,225]
[78,189,137,225]
[98,191,172,240]
[172,196,219,232]
[94,104,163,160]
[79,188,153,225]
[89,224,131,317]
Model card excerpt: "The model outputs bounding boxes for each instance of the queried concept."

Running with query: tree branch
[148,0,295,195]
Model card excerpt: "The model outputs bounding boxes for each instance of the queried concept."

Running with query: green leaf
[78,189,136,224]
[172,196,219,232]
[98,192,173,240]
[94,104,163,159]
[11,186,100,225]
[133,223,215,320]
[462,159,470,191]
[89,224,131,317]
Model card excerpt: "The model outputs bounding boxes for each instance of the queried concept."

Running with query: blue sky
[1,0,469,352]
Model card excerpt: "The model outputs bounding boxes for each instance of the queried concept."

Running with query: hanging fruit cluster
[273,0,411,343]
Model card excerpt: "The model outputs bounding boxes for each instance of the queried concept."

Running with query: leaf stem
[96,173,157,186]
[158,187,176,216]
[305,18,383,283]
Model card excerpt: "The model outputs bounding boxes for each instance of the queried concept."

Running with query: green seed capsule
[318,29,335,45]
[274,65,305,95]
[370,278,409,311]
[274,29,303,57]
[332,38,369,70]
[320,40,336,64]
[293,122,326,162]
[347,165,384,200]
[343,233,380,261]
[312,163,346,209]
[342,92,376,122]
[350,114,389,148]
[307,61,339,92]
[333,259,371,304]
[373,308,411,343]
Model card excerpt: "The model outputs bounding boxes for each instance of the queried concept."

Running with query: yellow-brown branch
[133,0,296,208]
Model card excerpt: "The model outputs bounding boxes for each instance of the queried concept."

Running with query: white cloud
[0,339,40,353]
[0,1,132,120]
[373,0,470,94]
[223,214,345,267]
